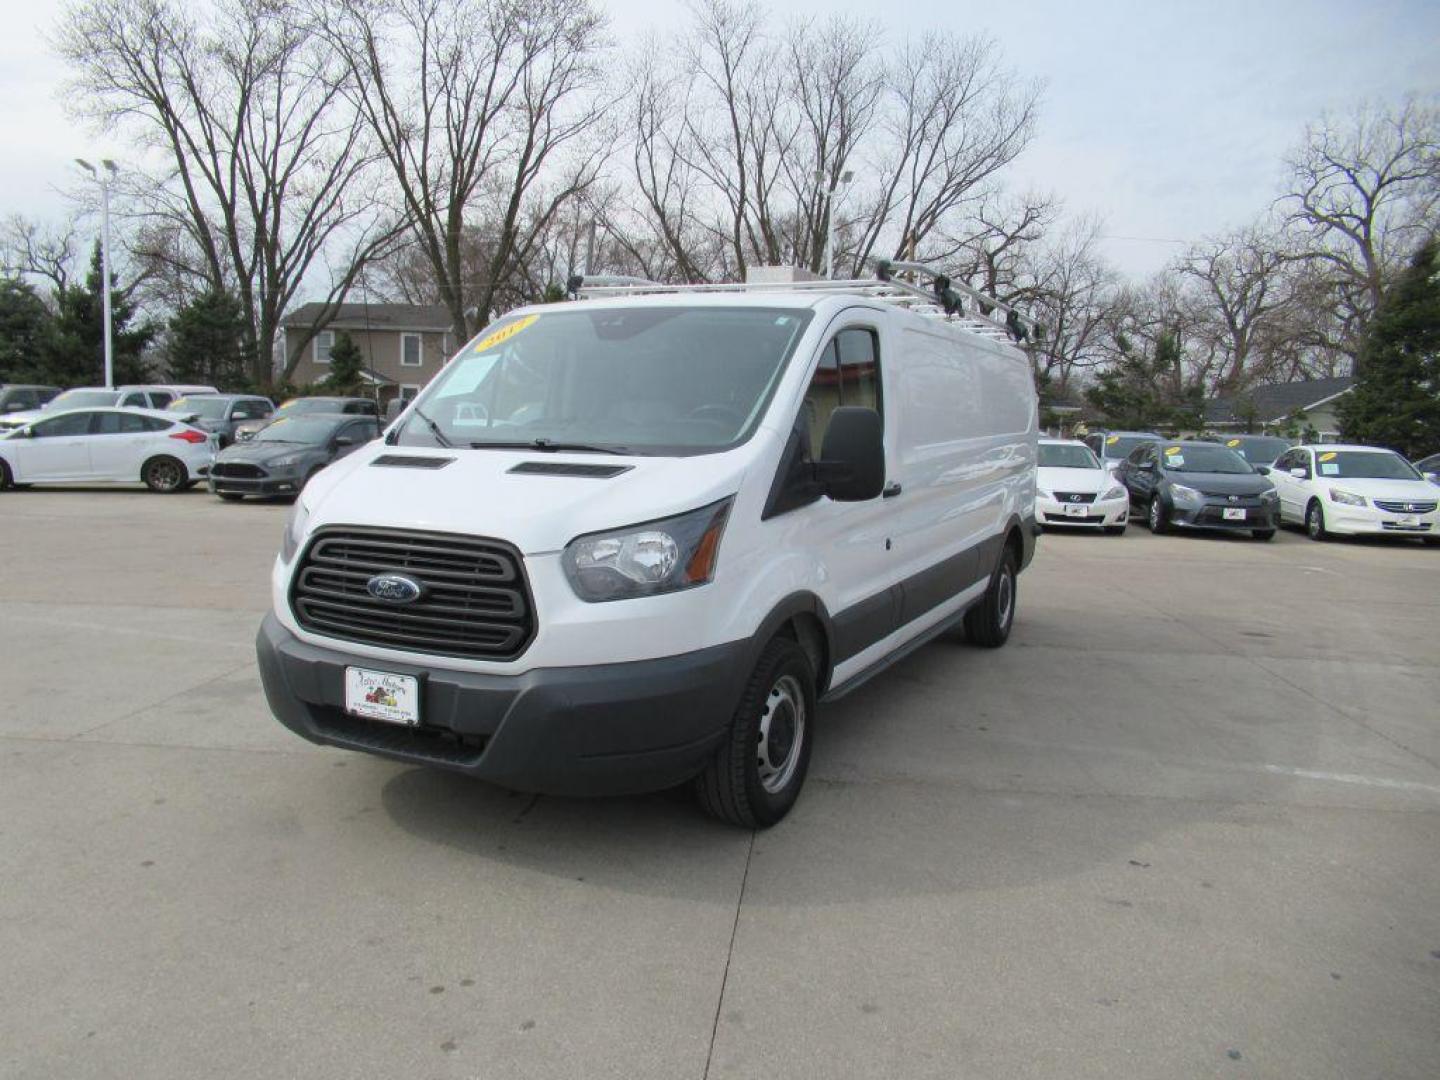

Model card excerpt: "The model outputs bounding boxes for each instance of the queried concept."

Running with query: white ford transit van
[257,272,1039,826]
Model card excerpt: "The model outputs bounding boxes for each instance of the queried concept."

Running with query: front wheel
[695,637,815,828]
[0,458,12,490]
[1305,500,1329,541]
[142,456,188,493]
[964,545,1018,648]
[1148,496,1169,534]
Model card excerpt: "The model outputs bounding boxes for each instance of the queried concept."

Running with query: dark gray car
[168,394,274,447]
[0,384,61,414]
[1116,439,1280,540]
[232,396,379,442]
[208,414,379,500]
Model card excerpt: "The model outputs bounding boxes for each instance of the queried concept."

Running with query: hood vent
[372,454,455,470]
[508,461,633,478]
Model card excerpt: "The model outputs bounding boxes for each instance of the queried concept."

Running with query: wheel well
[1005,525,1024,566]
[774,613,830,694]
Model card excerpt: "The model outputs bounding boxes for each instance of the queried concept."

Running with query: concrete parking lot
[2,488,1438,1080]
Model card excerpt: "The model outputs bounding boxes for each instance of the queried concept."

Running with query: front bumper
[256,612,746,797]
[1169,500,1278,531]
[210,472,300,497]
[1323,506,1438,537]
[1036,495,1128,527]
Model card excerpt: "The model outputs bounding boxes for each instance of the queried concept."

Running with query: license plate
[1222,507,1247,521]
[345,667,420,726]
[1063,503,1089,517]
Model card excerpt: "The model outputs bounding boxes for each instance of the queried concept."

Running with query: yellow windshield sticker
[1319,451,1337,462]
[1226,438,1241,447]
[1105,435,1119,445]
[472,314,538,355]
[1165,446,1182,455]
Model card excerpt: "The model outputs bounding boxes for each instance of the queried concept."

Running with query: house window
[400,384,421,402]
[314,330,335,365]
[401,333,423,367]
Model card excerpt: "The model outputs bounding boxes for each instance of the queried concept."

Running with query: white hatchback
[0,407,216,492]
[1266,444,1439,544]
[1036,438,1129,533]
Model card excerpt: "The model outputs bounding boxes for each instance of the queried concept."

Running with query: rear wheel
[1305,499,1329,541]
[1148,496,1169,534]
[0,458,12,490]
[695,636,815,828]
[965,544,1018,648]
[142,456,187,493]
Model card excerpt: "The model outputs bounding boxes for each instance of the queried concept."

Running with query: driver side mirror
[814,407,885,502]
[333,435,356,449]
[1289,466,1309,479]
[1255,465,1271,475]
[1425,471,1438,483]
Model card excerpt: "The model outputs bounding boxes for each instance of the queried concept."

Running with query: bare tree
[0,215,82,299]
[1024,216,1120,398]
[1279,96,1440,363]
[55,0,404,384]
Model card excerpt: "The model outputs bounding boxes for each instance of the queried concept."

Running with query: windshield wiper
[468,438,627,456]
[413,406,452,448]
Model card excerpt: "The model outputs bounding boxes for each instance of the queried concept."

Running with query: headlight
[269,455,301,469]
[1328,488,1365,507]
[280,498,311,564]
[1260,489,1278,503]
[1101,484,1126,501]
[1169,484,1203,503]
[563,498,732,602]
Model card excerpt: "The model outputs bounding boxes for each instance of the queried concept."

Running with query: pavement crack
[702,828,755,1080]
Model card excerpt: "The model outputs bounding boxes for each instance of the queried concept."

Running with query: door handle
[882,482,903,498]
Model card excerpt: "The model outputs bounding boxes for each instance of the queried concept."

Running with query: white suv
[256,281,1040,825]
[1267,444,1439,544]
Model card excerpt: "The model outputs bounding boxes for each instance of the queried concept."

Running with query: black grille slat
[291,527,534,660]
[213,463,267,479]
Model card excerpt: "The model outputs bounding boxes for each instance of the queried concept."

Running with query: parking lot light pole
[818,169,855,280]
[75,158,119,389]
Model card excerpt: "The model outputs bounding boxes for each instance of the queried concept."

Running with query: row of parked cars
[0,382,382,498]
[1036,431,1440,545]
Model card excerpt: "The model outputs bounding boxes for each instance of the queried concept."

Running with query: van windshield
[396,307,813,455]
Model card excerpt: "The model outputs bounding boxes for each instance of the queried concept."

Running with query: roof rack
[563,262,1041,346]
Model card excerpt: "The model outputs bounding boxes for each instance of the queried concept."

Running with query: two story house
[281,303,458,405]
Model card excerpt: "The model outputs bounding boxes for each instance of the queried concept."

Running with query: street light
[818,169,855,280]
[75,158,119,389]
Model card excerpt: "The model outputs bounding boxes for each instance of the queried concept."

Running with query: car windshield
[396,306,813,455]
[1039,443,1101,469]
[169,396,230,418]
[254,417,338,445]
[276,399,346,418]
[1223,436,1292,464]
[1161,444,1253,474]
[49,390,118,409]
[1100,435,1155,460]
[1314,450,1421,480]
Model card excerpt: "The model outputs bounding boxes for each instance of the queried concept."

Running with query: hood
[217,440,321,466]
[1164,471,1273,496]
[1317,476,1440,502]
[0,409,43,430]
[301,441,756,555]
[1037,465,1113,495]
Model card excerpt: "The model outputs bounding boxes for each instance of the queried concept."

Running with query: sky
[3,0,1438,281]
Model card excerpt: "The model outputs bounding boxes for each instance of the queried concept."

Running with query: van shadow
[377,594,1317,905]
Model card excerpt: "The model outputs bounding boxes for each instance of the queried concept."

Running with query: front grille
[212,463,267,479]
[1053,492,1096,504]
[1201,492,1263,506]
[291,527,534,660]
[1374,499,1437,514]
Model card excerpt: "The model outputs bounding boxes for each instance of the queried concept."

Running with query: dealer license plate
[1222,507,1247,521]
[345,667,420,726]
[1063,503,1089,517]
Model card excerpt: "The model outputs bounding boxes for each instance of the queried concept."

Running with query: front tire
[142,456,188,493]
[0,458,12,490]
[965,544,1018,648]
[695,637,816,828]
[1148,496,1169,534]
[1305,499,1329,541]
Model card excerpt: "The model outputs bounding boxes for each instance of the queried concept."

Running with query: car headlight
[562,498,732,602]
[269,454,301,469]
[1102,484,1126,501]
[280,498,312,564]
[1260,489,1278,503]
[1328,488,1366,507]
[1169,484,1203,503]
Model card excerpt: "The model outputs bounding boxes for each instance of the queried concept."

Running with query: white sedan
[1266,444,1439,544]
[1035,438,1130,534]
[0,407,216,493]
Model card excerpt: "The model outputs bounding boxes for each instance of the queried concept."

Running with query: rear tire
[695,637,815,829]
[965,544,1018,648]
[142,456,187,493]
[0,458,12,490]
[1148,496,1169,534]
[1305,499,1329,542]
[1253,529,1275,541]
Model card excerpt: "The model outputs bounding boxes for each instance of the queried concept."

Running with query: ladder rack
[565,261,1040,346]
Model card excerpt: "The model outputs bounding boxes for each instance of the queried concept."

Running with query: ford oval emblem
[366,573,424,604]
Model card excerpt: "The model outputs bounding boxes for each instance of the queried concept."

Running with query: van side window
[803,328,880,458]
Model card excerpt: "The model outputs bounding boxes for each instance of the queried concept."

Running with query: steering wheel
[685,404,744,428]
